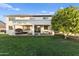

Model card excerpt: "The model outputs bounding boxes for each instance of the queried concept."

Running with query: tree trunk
[64,33,68,39]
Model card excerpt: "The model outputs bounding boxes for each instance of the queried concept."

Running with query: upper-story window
[43,17,48,19]
[9,17,13,21]
[30,17,34,19]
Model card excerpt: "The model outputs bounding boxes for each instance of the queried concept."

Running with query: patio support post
[13,25,15,35]
[32,25,35,35]
[41,26,43,34]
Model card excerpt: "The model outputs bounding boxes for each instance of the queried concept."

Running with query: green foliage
[51,6,79,34]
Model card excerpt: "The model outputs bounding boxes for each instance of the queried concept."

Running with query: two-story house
[6,15,53,35]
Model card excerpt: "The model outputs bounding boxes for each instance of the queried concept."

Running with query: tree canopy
[51,6,79,34]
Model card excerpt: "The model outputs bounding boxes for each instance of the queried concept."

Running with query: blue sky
[1,3,79,22]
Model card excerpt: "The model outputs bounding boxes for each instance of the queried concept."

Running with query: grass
[0,35,79,56]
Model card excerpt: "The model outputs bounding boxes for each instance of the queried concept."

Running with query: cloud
[41,10,55,15]
[60,7,64,9]
[0,3,20,11]
[41,11,47,13]
[49,11,55,15]
[10,7,20,11]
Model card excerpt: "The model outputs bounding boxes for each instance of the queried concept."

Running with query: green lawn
[0,35,79,56]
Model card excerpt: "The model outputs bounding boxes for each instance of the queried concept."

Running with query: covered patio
[14,25,52,36]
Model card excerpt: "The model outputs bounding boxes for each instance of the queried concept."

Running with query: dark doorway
[34,25,41,34]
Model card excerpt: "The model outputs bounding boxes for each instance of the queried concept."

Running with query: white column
[41,26,44,34]
[32,25,35,35]
[48,26,51,30]
[12,25,15,35]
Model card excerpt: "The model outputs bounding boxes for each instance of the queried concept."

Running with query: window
[44,25,48,30]
[9,26,13,30]
[43,17,48,19]
[23,26,30,30]
[27,26,30,30]
[30,17,35,19]
[9,17,13,21]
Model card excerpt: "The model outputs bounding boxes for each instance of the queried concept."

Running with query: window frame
[9,26,13,30]
[23,26,30,30]
[44,25,49,30]
[43,17,48,19]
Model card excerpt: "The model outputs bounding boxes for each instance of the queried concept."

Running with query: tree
[51,6,79,39]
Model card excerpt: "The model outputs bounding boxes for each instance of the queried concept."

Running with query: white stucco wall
[6,16,52,35]
[6,17,15,35]
[13,17,51,25]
